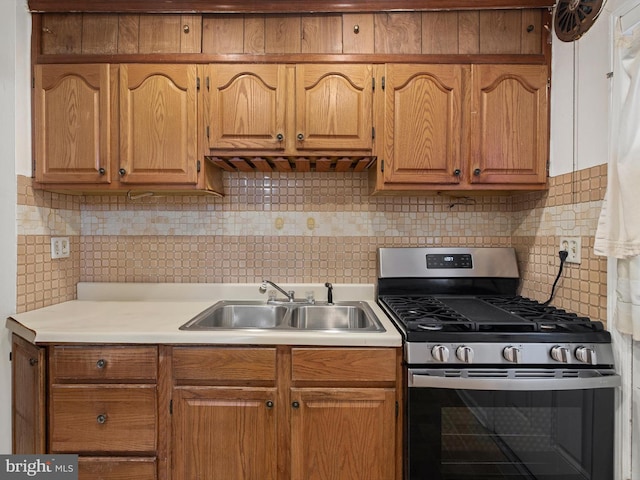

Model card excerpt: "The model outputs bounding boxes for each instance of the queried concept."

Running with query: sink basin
[179,301,288,330]
[179,300,385,332]
[288,303,385,331]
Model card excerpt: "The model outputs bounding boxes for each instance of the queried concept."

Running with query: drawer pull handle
[96,414,107,424]
[96,359,106,369]
[265,400,274,408]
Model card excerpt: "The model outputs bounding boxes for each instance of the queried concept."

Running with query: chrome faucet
[259,280,295,302]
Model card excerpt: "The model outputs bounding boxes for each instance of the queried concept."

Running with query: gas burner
[379,294,606,335]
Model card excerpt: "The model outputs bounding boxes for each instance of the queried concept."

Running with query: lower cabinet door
[172,386,278,480]
[290,387,397,480]
[78,457,157,480]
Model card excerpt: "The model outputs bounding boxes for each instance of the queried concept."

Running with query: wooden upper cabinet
[382,64,464,185]
[295,64,373,151]
[205,64,287,150]
[34,64,113,184]
[203,63,373,155]
[119,64,199,184]
[469,64,548,185]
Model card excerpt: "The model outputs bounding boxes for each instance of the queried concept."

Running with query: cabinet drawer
[78,457,157,480]
[292,348,397,383]
[50,346,158,383]
[173,347,277,383]
[50,385,157,453]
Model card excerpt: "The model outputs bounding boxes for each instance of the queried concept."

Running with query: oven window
[408,388,614,480]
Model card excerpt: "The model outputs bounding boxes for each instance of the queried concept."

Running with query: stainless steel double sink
[179,300,385,332]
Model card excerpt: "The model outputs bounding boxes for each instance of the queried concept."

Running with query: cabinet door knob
[473,168,481,176]
[29,358,38,366]
[453,169,461,176]
[297,133,304,141]
[96,359,106,369]
[183,24,190,34]
[96,414,107,424]
[265,400,274,408]
[276,133,284,141]
[118,168,126,176]
[291,401,300,409]
[98,167,106,175]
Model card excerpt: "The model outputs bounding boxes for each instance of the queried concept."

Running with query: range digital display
[426,253,473,269]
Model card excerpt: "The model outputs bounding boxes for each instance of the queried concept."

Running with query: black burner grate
[380,295,604,334]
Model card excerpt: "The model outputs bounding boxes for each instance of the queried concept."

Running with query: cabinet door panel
[34,64,112,184]
[119,64,198,184]
[470,64,548,185]
[291,388,396,480]
[11,335,46,454]
[295,64,373,150]
[383,64,463,184]
[172,387,277,480]
[206,64,286,150]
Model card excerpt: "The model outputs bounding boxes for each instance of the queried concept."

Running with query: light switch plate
[51,237,70,259]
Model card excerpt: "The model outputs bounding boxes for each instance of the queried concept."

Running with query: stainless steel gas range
[376,247,620,480]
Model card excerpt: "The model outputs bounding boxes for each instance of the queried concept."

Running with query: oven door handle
[409,370,621,391]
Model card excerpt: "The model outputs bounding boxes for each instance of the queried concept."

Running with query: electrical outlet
[560,236,581,264]
[51,237,70,259]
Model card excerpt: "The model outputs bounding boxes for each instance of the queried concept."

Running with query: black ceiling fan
[554,0,606,42]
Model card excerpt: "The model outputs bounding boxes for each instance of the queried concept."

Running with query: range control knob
[456,345,474,364]
[503,346,522,363]
[431,345,450,362]
[550,345,570,363]
[575,346,597,365]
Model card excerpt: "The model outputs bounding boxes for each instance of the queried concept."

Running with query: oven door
[407,368,620,480]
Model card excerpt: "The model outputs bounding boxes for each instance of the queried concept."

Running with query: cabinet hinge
[197,77,200,91]
[372,77,375,91]
[9,351,11,362]
[372,126,375,140]
[197,160,201,173]
[381,159,384,172]
[32,77,35,89]
[381,76,385,90]
[169,399,173,415]
[206,76,210,91]
[206,126,210,139]
[395,401,399,418]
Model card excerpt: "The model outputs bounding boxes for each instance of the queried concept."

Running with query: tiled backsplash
[15,166,608,325]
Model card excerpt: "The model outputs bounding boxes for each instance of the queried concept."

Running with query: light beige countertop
[5,282,402,347]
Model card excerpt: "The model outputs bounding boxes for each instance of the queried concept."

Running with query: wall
[1,0,31,454]
[17,168,607,324]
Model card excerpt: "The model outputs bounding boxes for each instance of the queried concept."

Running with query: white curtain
[595,25,640,339]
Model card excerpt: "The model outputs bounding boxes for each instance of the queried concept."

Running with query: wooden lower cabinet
[11,335,46,454]
[11,340,401,480]
[290,388,396,480]
[171,345,401,480]
[172,387,278,479]
[78,457,157,480]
